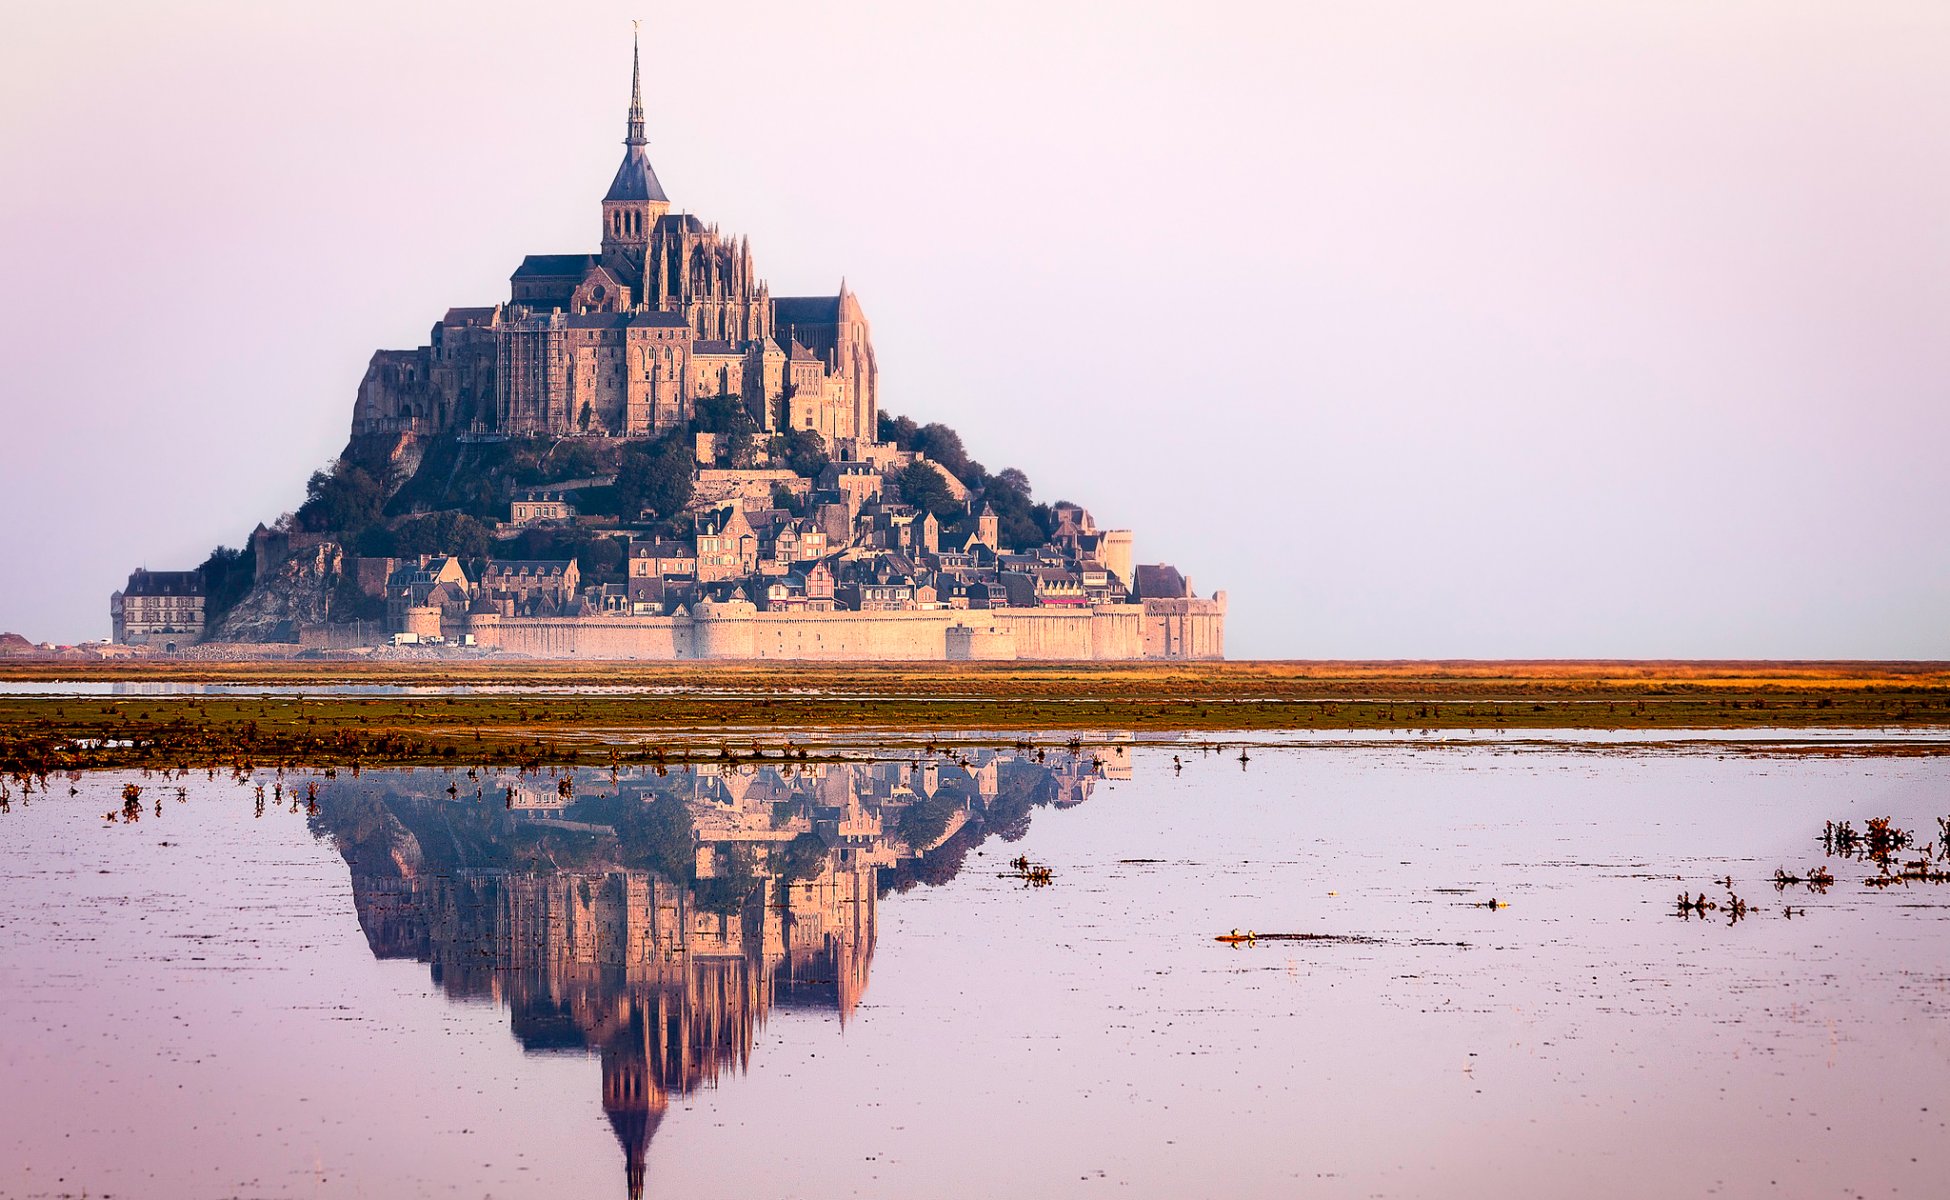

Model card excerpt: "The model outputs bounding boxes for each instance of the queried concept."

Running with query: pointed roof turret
[605,26,669,204]
[626,26,645,147]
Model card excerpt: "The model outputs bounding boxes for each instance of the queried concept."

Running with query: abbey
[110,32,1226,660]
[351,35,877,445]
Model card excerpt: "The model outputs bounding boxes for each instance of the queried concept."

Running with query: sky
[0,1,1945,658]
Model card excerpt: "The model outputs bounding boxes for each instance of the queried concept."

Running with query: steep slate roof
[124,569,202,597]
[773,296,842,326]
[607,32,669,204]
[628,311,691,328]
[631,537,693,558]
[605,144,669,203]
[1132,564,1189,599]
[691,339,738,356]
[512,254,598,279]
[657,213,707,234]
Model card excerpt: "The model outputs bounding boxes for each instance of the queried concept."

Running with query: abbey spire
[604,27,668,205]
[625,24,646,147]
[601,26,670,286]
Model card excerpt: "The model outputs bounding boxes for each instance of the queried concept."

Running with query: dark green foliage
[880,415,973,483]
[771,483,800,514]
[983,466,1051,550]
[614,795,697,884]
[912,422,971,481]
[694,844,760,916]
[878,414,1050,546]
[896,462,963,522]
[576,536,625,586]
[570,484,621,518]
[691,394,755,436]
[389,511,492,560]
[774,428,830,479]
[197,546,254,627]
[497,527,628,586]
[296,461,389,535]
[383,438,620,522]
[778,832,830,883]
[614,435,694,521]
[721,429,757,469]
[538,439,608,484]
[898,793,958,849]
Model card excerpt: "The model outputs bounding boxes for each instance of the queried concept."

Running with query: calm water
[1,742,1946,1199]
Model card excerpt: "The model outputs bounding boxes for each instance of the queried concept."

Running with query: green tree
[723,429,757,469]
[296,461,389,535]
[390,511,492,560]
[896,462,961,522]
[616,796,696,884]
[898,793,958,849]
[778,832,831,883]
[695,845,760,916]
[614,435,694,520]
[981,467,1048,549]
[878,412,920,448]
[913,422,970,479]
[691,393,755,436]
[775,428,830,478]
[197,546,255,626]
[576,536,626,585]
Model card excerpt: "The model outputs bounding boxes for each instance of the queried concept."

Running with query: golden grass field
[1,659,1946,772]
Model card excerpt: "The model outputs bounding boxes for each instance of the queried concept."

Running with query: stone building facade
[110,569,205,648]
[350,34,877,447]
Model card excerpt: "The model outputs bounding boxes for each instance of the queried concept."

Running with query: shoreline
[1,659,1946,772]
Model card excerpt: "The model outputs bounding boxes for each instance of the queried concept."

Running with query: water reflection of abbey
[318,745,1126,1198]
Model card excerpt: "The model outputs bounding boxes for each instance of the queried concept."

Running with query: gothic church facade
[351,35,878,446]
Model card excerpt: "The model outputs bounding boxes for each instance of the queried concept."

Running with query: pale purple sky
[1,1,1945,657]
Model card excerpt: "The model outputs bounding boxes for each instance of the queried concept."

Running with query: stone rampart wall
[464,601,1220,660]
[477,615,691,659]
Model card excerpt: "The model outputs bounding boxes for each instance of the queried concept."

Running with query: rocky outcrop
[211,542,347,643]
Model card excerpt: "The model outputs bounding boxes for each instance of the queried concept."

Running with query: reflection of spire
[317,751,1095,1192]
[603,1016,668,1200]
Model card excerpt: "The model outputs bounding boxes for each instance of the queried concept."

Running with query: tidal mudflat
[2,741,1946,1198]
[3,662,1948,777]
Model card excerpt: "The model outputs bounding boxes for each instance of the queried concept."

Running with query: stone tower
[600,29,670,289]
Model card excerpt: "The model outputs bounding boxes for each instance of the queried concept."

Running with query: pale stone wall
[735,609,955,660]
[474,613,690,659]
[946,624,1016,660]
[403,606,443,638]
[691,469,809,512]
[463,601,1219,661]
[1098,530,1135,587]
[1141,594,1227,660]
[227,603,1224,661]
